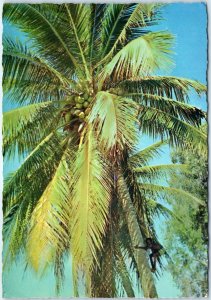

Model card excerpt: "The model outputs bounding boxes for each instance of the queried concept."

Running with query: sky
[2,3,207,298]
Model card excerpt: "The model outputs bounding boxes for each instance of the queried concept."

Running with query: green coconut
[71,108,75,114]
[74,109,81,116]
[79,112,85,119]
[78,97,85,104]
[87,97,93,103]
[65,112,72,122]
[75,96,83,104]
[83,101,89,108]
[76,103,83,109]
[83,92,89,100]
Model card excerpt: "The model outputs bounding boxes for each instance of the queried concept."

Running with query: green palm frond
[139,183,204,206]
[116,76,206,101]
[3,102,60,157]
[4,135,81,270]
[139,105,207,152]
[100,32,173,84]
[70,129,112,282]
[126,93,206,126]
[72,260,79,297]
[89,4,107,64]
[3,140,65,267]
[89,91,139,151]
[3,4,80,76]
[54,249,66,295]
[3,132,65,214]
[99,3,163,65]
[134,163,188,180]
[64,4,91,78]
[3,37,72,96]
[98,4,126,60]
[145,198,181,221]
[130,140,167,166]
[27,150,70,273]
[6,81,67,104]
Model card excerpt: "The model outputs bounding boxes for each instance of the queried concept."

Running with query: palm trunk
[91,229,116,297]
[115,247,135,297]
[117,173,158,298]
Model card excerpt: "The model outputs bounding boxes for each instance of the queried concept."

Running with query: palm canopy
[3,3,207,298]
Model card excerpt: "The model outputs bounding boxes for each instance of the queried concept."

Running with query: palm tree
[3,3,207,297]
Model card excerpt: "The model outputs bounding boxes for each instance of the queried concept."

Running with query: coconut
[79,112,85,119]
[78,97,85,104]
[72,95,78,103]
[83,92,89,100]
[65,112,72,122]
[85,107,91,115]
[83,101,89,108]
[71,108,75,115]
[75,96,82,103]
[76,103,83,109]
[74,109,81,116]
[87,97,93,103]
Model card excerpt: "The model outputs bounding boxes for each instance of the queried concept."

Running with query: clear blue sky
[3,3,207,298]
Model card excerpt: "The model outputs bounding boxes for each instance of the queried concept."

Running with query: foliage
[163,141,208,297]
[3,3,207,297]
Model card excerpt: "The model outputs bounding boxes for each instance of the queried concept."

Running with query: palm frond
[139,183,204,206]
[70,129,112,279]
[98,4,127,60]
[89,91,139,151]
[3,132,64,214]
[3,102,60,158]
[99,4,163,65]
[99,32,174,85]
[3,4,80,76]
[130,140,167,166]
[134,163,188,181]
[64,4,91,78]
[126,93,206,126]
[27,149,70,273]
[5,80,67,105]
[54,249,66,295]
[3,37,73,97]
[145,198,181,221]
[3,134,69,265]
[138,105,207,153]
[89,4,107,64]
[116,76,206,102]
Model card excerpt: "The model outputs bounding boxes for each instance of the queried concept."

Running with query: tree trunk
[117,173,158,298]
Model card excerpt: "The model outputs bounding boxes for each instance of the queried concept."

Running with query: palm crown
[3,3,207,298]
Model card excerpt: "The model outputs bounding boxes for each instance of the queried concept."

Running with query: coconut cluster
[62,91,94,129]
[71,93,93,121]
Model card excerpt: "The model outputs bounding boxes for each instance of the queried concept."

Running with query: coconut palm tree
[3,3,207,298]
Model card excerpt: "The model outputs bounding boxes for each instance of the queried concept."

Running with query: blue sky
[3,3,207,298]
